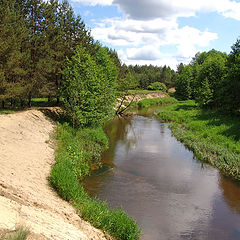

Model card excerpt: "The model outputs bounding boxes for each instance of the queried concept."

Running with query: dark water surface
[84,111,240,240]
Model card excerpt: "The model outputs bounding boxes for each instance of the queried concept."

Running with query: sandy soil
[0,109,109,240]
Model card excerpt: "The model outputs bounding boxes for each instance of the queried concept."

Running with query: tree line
[175,39,240,112]
[117,64,176,91]
[0,0,177,110]
[0,0,95,108]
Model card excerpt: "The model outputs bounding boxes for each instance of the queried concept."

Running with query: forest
[175,42,240,113]
[0,0,176,112]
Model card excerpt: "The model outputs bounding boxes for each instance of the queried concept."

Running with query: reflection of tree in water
[219,175,240,214]
[102,115,133,166]
[102,115,144,165]
[84,115,139,196]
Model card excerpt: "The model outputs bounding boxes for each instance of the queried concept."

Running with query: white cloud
[127,46,162,61]
[71,0,112,6]
[72,0,239,67]
[91,17,218,68]
[112,0,240,21]
[71,0,240,21]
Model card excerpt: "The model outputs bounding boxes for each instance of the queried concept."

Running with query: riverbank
[156,100,240,181]
[0,109,110,239]
[51,122,141,240]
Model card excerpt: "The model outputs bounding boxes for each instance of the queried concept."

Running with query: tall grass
[137,97,177,109]
[157,100,240,180]
[50,123,141,240]
[2,226,29,240]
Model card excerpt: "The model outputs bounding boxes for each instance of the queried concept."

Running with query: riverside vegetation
[156,100,240,181]
[50,123,141,240]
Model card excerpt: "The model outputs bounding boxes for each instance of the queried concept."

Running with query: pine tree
[0,0,29,107]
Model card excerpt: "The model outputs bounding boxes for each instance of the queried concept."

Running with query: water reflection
[85,115,240,240]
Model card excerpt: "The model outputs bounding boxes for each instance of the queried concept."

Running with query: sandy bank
[0,109,109,240]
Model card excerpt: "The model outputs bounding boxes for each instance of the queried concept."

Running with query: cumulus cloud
[114,0,240,21]
[71,0,239,67]
[71,0,112,6]
[127,46,162,60]
[72,0,240,21]
[92,17,218,68]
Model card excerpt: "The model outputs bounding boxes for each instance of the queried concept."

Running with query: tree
[147,82,167,92]
[61,44,117,128]
[223,39,240,111]
[175,65,193,100]
[0,0,29,107]
[195,51,226,108]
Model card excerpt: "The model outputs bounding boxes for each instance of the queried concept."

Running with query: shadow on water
[84,107,240,240]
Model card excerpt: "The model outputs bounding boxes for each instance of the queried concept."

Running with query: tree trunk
[1,100,5,109]
[20,99,24,108]
[56,75,60,105]
[28,93,32,107]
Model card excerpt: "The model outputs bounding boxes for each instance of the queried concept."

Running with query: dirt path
[0,109,108,240]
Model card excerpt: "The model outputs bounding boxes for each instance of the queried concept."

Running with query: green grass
[157,100,240,180]
[126,89,164,95]
[50,123,141,240]
[0,98,59,113]
[0,110,16,114]
[2,226,29,240]
[31,98,59,107]
[137,97,178,109]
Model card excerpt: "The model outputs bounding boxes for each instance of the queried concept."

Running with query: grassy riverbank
[50,122,141,240]
[156,100,240,180]
[137,97,177,109]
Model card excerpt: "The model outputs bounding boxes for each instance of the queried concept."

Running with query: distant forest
[0,0,176,109]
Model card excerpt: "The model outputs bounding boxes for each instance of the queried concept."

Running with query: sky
[69,0,240,69]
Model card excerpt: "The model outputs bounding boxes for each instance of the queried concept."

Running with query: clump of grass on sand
[1,225,29,240]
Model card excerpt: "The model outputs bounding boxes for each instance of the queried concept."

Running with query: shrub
[147,82,167,92]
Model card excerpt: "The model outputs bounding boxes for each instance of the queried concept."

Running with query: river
[84,109,240,240]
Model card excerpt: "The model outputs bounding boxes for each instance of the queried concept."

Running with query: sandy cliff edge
[0,109,109,240]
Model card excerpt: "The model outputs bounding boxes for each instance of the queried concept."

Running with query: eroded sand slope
[0,109,109,240]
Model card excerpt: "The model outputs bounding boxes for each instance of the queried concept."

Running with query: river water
[84,110,240,240]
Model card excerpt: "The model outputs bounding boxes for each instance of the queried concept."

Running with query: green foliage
[0,0,94,108]
[61,44,117,128]
[157,100,240,180]
[116,64,176,92]
[195,77,213,107]
[223,38,240,111]
[138,97,177,109]
[147,82,167,92]
[175,49,228,109]
[175,65,193,100]
[50,123,141,240]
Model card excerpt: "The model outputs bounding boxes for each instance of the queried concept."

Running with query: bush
[61,44,117,128]
[147,82,167,92]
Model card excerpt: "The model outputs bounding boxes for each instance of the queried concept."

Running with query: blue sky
[69,0,240,69]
